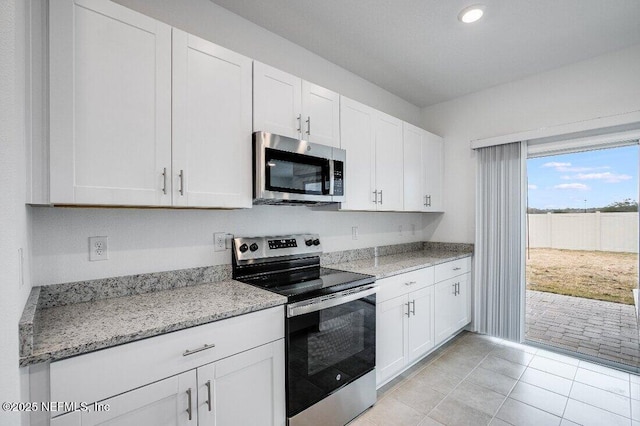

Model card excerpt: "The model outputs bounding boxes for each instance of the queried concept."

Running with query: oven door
[285,285,376,418]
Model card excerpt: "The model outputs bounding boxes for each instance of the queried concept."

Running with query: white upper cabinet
[340,96,403,211]
[374,111,404,211]
[172,30,252,208]
[301,81,340,147]
[254,62,340,147]
[339,96,376,210]
[423,130,444,212]
[48,0,252,208]
[403,122,444,212]
[253,62,302,139]
[49,0,172,206]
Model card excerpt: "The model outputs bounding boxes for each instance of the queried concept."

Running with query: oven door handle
[287,285,378,318]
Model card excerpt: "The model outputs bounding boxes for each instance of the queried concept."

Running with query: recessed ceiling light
[458,4,485,23]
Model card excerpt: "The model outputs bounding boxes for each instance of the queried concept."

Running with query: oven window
[286,295,375,417]
[265,148,329,195]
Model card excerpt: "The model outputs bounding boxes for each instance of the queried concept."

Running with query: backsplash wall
[31,206,441,286]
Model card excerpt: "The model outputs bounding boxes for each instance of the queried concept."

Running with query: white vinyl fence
[527,212,639,253]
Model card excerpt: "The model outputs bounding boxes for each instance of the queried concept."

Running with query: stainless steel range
[232,234,377,426]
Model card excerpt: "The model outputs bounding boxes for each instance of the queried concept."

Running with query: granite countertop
[329,248,473,279]
[19,241,472,367]
[20,280,286,367]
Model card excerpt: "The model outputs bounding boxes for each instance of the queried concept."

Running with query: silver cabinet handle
[452,283,456,295]
[373,190,378,204]
[426,195,431,207]
[186,388,193,421]
[306,116,311,135]
[404,281,417,286]
[296,114,302,132]
[161,167,167,194]
[453,267,461,271]
[183,343,216,357]
[205,380,212,412]
[405,302,411,317]
[379,190,383,204]
[410,300,416,316]
[179,170,185,196]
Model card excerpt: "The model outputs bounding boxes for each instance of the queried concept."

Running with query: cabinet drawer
[50,306,284,408]
[377,267,434,303]
[434,257,471,283]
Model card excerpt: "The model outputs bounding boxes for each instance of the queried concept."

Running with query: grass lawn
[526,248,639,305]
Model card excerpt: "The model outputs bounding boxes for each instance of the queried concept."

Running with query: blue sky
[527,145,639,209]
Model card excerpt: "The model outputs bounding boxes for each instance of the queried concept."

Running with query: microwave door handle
[329,160,335,196]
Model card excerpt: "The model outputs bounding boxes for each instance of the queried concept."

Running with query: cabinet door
[407,287,435,362]
[423,131,444,212]
[339,96,376,211]
[452,273,471,330]
[376,295,409,386]
[80,371,196,426]
[198,340,285,426]
[50,0,172,206]
[172,30,252,208]
[301,81,340,148]
[434,278,457,345]
[253,62,302,139]
[51,411,81,426]
[374,111,404,211]
[403,122,425,212]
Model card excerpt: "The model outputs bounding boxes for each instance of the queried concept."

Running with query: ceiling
[209,0,640,108]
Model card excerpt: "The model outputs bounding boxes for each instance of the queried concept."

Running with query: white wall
[29,0,437,287]
[31,206,435,285]
[113,0,422,127]
[422,44,640,244]
[1,0,33,424]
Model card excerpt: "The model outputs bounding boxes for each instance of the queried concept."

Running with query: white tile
[574,368,631,397]
[509,381,568,417]
[520,367,573,396]
[496,398,561,426]
[480,355,527,379]
[529,356,578,380]
[563,399,630,426]
[632,399,640,421]
[579,360,631,381]
[560,420,581,426]
[537,349,581,366]
[632,374,640,384]
[491,346,535,366]
[632,382,640,401]
[570,381,631,418]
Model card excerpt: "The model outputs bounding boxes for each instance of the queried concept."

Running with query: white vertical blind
[474,141,527,341]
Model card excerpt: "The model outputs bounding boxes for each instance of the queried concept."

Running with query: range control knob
[239,243,249,253]
[249,243,259,252]
[312,239,320,246]
[305,239,314,246]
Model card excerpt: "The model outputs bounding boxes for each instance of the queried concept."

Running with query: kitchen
[2,0,640,425]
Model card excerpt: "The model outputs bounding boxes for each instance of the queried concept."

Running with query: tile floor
[350,332,640,426]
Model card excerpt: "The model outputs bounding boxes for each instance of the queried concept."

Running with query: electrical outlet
[89,236,109,261]
[352,226,358,240]
[214,233,227,252]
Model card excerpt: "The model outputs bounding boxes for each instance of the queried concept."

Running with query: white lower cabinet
[42,306,285,426]
[434,273,471,346]
[197,341,285,426]
[376,258,472,387]
[376,268,435,386]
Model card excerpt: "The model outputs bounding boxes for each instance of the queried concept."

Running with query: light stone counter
[328,246,473,279]
[20,280,286,367]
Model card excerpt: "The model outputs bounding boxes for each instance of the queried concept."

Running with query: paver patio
[526,290,640,368]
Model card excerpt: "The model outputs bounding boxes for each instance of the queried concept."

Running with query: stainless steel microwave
[253,132,345,205]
